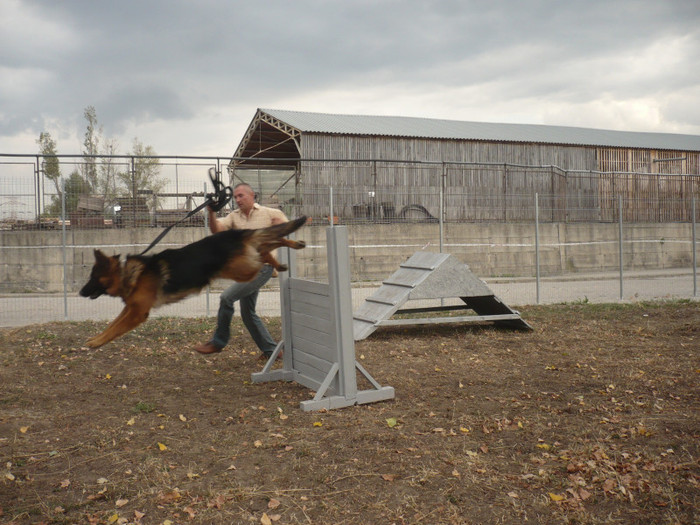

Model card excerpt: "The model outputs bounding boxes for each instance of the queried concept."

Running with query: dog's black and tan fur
[79,216,307,348]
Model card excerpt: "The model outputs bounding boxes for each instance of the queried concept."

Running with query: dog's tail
[255,216,307,241]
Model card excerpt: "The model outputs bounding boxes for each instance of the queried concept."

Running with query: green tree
[63,171,93,214]
[81,105,101,191]
[37,131,61,194]
[97,137,121,209]
[117,139,166,210]
[43,171,91,217]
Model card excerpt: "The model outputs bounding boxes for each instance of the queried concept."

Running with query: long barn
[228,109,700,222]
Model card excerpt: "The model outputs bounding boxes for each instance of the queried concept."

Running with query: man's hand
[207,207,222,234]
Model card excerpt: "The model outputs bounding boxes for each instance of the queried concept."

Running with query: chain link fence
[1,154,697,328]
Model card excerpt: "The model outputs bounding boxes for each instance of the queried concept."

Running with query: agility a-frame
[252,226,395,411]
[353,251,532,341]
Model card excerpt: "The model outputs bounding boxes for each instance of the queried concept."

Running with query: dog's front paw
[295,240,306,249]
[85,337,103,348]
[277,264,289,272]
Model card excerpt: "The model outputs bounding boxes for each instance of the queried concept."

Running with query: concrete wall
[1,222,695,293]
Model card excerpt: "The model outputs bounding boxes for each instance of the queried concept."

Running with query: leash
[139,168,232,255]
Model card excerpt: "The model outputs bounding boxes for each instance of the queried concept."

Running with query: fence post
[618,195,624,300]
[61,177,68,320]
[439,163,445,253]
[535,193,540,304]
[693,197,697,297]
[204,182,210,317]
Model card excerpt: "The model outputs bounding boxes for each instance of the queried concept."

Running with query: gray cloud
[1,0,698,155]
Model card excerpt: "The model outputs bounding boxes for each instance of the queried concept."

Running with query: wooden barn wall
[293,134,699,223]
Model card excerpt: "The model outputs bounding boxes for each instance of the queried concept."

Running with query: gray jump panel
[252,226,395,411]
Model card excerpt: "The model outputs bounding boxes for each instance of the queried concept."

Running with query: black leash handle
[206,167,233,212]
[140,167,233,255]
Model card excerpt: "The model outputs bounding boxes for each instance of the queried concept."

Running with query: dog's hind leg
[86,304,151,348]
[261,252,287,272]
[258,239,307,272]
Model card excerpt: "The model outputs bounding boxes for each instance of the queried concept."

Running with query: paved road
[1,269,696,328]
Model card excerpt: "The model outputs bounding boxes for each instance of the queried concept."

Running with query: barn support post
[503,164,508,222]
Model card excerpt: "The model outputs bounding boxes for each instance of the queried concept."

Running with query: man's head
[233,183,256,215]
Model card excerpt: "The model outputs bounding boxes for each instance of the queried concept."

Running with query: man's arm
[207,207,224,233]
[269,208,288,226]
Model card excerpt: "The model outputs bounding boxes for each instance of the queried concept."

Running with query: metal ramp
[353,251,532,340]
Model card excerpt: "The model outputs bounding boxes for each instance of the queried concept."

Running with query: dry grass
[1,301,698,524]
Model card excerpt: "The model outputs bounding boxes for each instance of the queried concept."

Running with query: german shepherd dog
[79,216,307,348]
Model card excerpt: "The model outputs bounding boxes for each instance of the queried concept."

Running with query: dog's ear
[94,249,108,262]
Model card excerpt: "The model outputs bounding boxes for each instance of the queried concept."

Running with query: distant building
[229,109,700,222]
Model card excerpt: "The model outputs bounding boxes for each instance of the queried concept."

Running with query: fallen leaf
[207,494,226,509]
[536,443,551,451]
[381,474,397,481]
[268,498,281,509]
[254,440,263,448]
[19,426,29,434]
[126,418,135,426]
[158,490,182,504]
[508,491,519,499]
[578,488,592,501]
[115,498,128,507]
[97,477,109,485]
[107,513,118,524]
[261,513,272,525]
[60,479,71,488]
[157,442,167,451]
[548,492,565,502]
[386,418,397,428]
[179,414,187,422]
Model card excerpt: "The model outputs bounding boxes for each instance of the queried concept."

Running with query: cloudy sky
[1,0,699,157]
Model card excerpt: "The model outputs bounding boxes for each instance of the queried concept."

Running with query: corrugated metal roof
[261,109,700,151]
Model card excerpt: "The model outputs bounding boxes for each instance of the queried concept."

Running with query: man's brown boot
[195,342,223,355]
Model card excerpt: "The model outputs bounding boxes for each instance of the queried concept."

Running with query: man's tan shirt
[217,203,287,230]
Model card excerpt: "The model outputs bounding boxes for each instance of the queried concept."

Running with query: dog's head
[79,250,121,299]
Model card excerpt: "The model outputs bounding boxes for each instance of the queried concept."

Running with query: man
[194,182,288,357]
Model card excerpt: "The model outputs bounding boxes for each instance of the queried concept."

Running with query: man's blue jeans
[210,264,276,355]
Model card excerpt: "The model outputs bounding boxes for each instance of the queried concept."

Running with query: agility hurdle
[252,226,395,411]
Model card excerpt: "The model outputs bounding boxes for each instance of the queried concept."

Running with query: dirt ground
[1,301,698,525]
